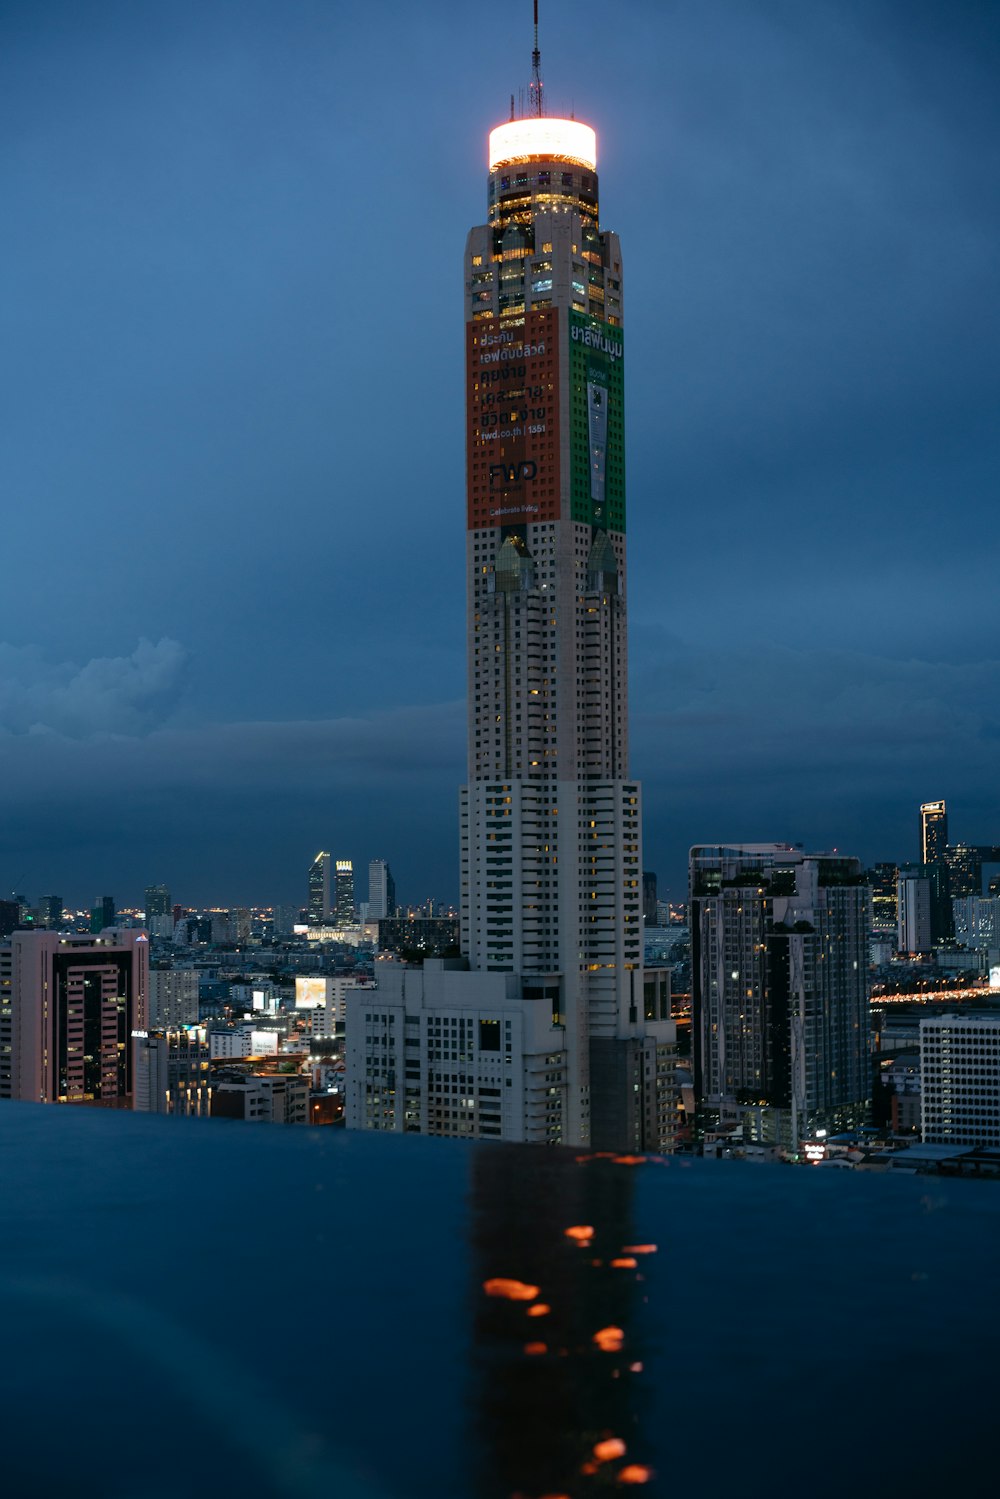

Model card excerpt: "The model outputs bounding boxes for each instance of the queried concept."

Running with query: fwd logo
[489,460,537,487]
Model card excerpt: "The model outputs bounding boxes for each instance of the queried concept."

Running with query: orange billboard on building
[466,308,561,529]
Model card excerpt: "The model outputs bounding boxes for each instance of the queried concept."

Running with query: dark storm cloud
[0,638,188,738]
[1,0,998,902]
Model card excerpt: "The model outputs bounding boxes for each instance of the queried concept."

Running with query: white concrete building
[346,959,576,1142]
[921,1013,1000,1148]
[148,967,199,1028]
[897,870,933,954]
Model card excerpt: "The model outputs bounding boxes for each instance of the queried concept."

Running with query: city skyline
[4,0,999,904]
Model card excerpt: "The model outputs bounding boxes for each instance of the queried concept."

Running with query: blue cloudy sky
[2,0,998,907]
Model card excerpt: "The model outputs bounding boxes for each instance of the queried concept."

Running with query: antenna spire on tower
[530,0,544,117]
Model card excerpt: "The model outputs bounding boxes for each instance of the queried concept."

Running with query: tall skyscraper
[368,859,396,921]
[690,845,871,1149]
[920,799,948,865]
[347,28,674,1152]
[918,798,953,943]
[1,928,148,1105]
[459,35,674,1150]
[308,852,331,927]
[334,859,355,926]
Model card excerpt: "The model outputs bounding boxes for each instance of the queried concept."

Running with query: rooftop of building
[1,1105,997,1498]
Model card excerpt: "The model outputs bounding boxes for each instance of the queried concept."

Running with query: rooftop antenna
[530,1,544,117]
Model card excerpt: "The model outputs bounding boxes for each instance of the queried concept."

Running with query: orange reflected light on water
[483,1278,540,1301]
[593,1437,627,1463]
[593,1325,625,1351]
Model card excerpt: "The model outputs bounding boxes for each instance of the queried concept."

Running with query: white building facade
[921,1013,1000,1148]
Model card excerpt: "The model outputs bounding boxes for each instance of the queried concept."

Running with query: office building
[0,902,20,939]
[690,845,871,1149]
[917,798,954,943]
[920,800,948,865]
[944,843,983,898]
[921,1014,1000,1148]
[334,859,355,926]
[144,884,172,918]
[866,863,898,932]
[90,895,116,934]
[368,859,396,921]
[148,967,200,1027]
[272,904,300,937]
[952,896,1000,951]
[36,895,63,930]
[308,852,331,926]
[133,1027,211,1116]
[349,35,675,1151]
[1,928,148,1105]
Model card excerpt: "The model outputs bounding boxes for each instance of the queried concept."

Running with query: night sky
[3,0,998,908]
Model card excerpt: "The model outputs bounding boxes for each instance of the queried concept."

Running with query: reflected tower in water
[470,1144,653,1498]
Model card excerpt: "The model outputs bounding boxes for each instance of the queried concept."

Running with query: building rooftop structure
[0,1105,997,1497]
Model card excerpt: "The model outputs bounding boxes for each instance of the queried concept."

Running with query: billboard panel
[569,311,625,532]
[295,975,331,1010]
[466,308,561,529]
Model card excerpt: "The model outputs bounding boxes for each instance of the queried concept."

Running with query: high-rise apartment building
[368,859,396,921]
[308,852,331,926]
[1,928,148,1105]
[349,33,675,1151]
[690,845,871,1149]
[334,860,355,926]
[148,967,200,1027]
